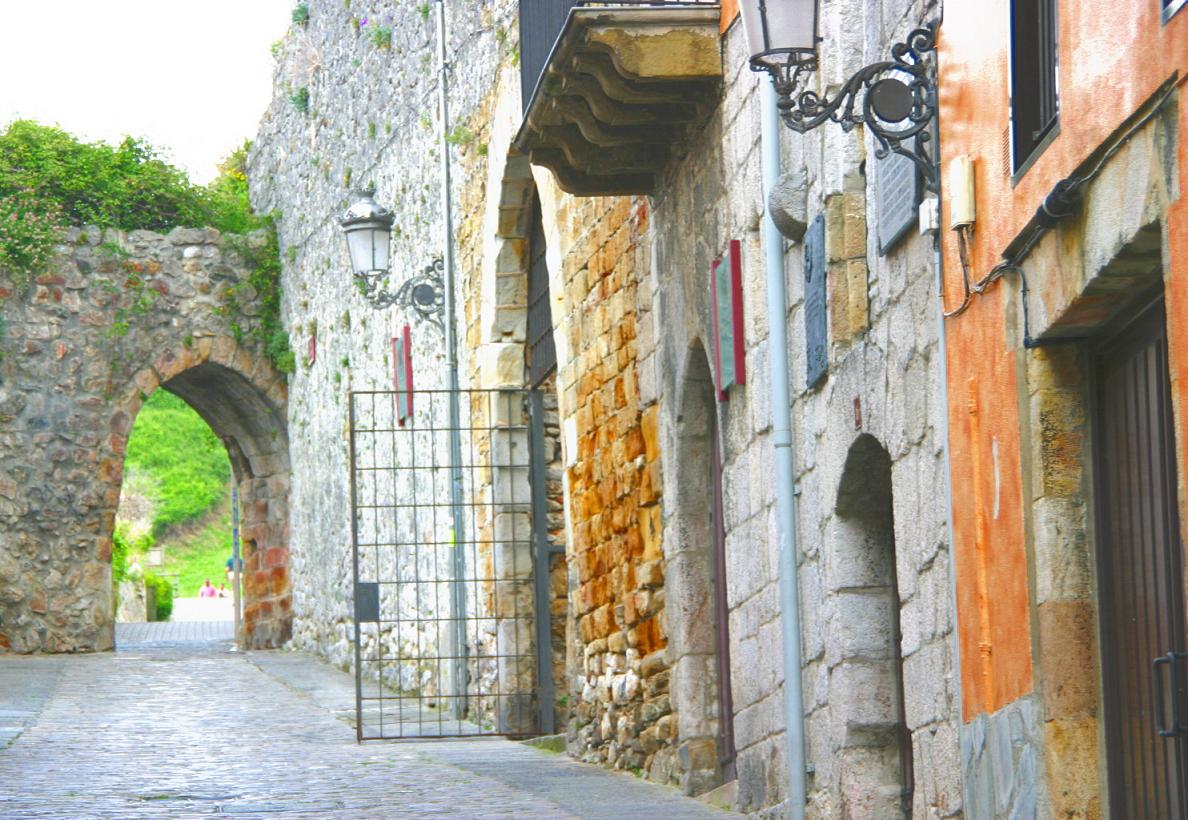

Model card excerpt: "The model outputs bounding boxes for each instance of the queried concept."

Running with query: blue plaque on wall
[804,213,827,389]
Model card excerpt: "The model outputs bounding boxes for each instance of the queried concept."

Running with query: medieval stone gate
[0,226,291,652]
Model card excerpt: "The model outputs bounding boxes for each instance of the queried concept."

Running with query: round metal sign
[869,78,914,123]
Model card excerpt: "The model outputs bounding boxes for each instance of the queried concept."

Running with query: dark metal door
[348,388,552,740]
[710,417,736,781]
[1095,298,1188,816]
[527,197,556,388]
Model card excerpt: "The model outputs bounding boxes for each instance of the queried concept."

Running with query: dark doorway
[526,196,556,389]
[1094,297,1188,817]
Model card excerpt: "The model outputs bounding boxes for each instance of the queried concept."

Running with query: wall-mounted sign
[711,238,746,401]
[805,213,828,389]
[392,324,413,425]
[877,146,920,254]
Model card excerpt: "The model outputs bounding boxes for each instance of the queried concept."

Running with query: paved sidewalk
[0,635,733,819]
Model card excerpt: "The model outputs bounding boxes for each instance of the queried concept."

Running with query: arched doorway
[832,434,912,817]
[668,343,736,793]
[111,347,292,650]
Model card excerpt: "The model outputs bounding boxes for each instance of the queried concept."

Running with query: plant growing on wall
[291,3,310,26]
[0,189,65,286]
[0,123,259,289]
[290,86,311,114]
[0,123,294,374]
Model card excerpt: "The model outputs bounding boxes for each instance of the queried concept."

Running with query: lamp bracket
[356,258,446,332]
[764,26,939,192]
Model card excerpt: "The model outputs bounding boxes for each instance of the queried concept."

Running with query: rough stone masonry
[0,227,291,652]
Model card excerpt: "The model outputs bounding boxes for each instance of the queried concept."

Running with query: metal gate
[348,388,553,740]
[1094,298,1188,815]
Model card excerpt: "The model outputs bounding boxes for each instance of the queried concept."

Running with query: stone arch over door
[829,433,912,817]
[665,341,735,795]
[111,338,292,649]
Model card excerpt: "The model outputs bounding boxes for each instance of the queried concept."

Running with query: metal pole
[528,389,556,735]
[437,0,469,719]
[231,483,242,648]
[760,79,808,817]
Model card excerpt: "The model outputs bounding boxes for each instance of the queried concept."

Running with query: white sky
[0,0,293,184]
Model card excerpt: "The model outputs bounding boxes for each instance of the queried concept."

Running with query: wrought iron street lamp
[340,190,395,298]
[739,0,939,192]
[340,191,446,328]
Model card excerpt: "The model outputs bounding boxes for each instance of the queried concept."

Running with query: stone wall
[643,2,961,815]
[548,194,670,776]
[249,0,520,671]
[0,227,290,652]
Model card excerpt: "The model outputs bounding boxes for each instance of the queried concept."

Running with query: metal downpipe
[437,0,470,718]
[760,78,808,817]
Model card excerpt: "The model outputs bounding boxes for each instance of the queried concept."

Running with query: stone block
[1036,600,1098,719]
[1043,716,1101,818]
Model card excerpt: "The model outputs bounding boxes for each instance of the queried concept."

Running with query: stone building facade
[0,227,291,652]
[248,0,963,815]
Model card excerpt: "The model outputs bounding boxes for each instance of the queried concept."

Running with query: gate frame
[348,387,554,741]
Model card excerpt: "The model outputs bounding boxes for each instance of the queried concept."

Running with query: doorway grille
[348,388,551,740]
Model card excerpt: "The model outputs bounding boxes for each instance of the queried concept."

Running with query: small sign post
[393,324,414,425]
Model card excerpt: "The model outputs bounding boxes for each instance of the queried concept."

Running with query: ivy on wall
[0,122,294,374]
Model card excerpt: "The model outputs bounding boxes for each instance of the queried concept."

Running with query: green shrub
[369,25,392,49]
[0,189,65,284]
[291,3,310,25]
[145,572,174,621]
[290,87,310,114]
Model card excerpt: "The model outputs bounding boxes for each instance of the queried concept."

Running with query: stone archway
[0,226,291,653]
[665,342,734,795]
[113,342,291,649]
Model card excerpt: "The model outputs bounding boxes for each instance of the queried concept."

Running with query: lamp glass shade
[340,191,395,276]
[345,222,391,275]
[739,0,818,71]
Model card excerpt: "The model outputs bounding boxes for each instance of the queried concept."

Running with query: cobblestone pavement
[0,626,733,819]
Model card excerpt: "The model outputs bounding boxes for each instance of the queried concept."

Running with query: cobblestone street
[0,625,731,819]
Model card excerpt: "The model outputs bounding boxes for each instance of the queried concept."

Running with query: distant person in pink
[199,579,218,598]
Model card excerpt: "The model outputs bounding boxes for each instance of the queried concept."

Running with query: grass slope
[125,390,231,534]
[159,505,234,598]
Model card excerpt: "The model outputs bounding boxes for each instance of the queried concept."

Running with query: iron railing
[518,0,720,115]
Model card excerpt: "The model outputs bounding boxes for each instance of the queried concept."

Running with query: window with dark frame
[1009,0,1059,174]
[1165,0,1187,23]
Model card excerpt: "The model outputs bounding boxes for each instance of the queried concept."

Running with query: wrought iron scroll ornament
[759,26,939,193]
[356,258,446,331]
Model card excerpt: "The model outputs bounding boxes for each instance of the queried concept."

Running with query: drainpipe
[436,0,469,719]
[760,78,808,818]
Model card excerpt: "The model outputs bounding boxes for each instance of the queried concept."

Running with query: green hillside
[124,390,231,533]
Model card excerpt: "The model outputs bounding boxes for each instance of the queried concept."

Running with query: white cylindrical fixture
[947,155,976,229]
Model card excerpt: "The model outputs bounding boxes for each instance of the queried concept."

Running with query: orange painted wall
[937,2,1188,720]
[720,0,738,33]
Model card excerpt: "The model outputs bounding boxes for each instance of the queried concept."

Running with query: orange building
[938,1,1188,815]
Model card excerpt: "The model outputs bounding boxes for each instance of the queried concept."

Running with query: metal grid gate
[348,388,552,740]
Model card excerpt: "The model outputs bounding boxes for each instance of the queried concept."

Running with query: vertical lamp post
[340,0,470,721]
